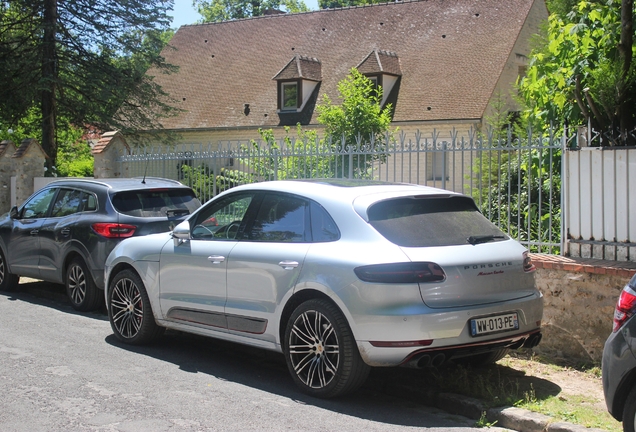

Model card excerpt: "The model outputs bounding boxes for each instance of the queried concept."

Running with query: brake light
[613,282,636,332]
[354,262,446,284]
[523,251,536,272]
[91,223,137,239]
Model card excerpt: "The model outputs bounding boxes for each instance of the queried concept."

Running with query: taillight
[91,223,137,239]
[523,251,536,272]
[354,262,446,284]
[613,280,636,332]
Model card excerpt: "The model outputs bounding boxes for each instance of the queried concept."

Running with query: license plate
[470,313,518,336]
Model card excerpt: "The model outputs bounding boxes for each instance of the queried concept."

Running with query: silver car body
[105,180,543,367]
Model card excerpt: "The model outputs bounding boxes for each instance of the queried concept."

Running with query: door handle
[30,229,39,235]
[208,255,225,264]
[279,260,299,270]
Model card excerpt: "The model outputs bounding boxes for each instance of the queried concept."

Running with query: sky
[169,0,319,28]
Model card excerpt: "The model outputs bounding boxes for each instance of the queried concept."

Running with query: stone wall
[530,253,636,364]
[0,139,46,213]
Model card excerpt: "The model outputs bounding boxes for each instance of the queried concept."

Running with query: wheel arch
[0,238,13,273]
[105,262,138,298]
[278,289,345,348]
[63,251,84,282]
[612,367,636,420]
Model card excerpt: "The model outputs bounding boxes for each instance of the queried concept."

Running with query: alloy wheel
[67,264,86,305]
[0,253,6,286]
[288,309,340,389]
[110,277,143,339]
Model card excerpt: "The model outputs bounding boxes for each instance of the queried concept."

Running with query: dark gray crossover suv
[0,177,200,311]
[602,273,636,432]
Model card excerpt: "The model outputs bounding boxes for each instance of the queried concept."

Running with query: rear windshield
[367,196,507,247]
[111,189,201,217]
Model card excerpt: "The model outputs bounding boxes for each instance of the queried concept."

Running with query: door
[225,193,310,340]
[159,192,256,330]
[38,188,84,282]
[8,187,57,277]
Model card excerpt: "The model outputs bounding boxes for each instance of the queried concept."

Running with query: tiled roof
[357,50,401,76]
[273,55,322,81]
[92,131,129,154]
[14,138,47,159]
[153,0,542,130]
[0,140,16,157]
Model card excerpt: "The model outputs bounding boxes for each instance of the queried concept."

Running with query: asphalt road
[0,279,494,432]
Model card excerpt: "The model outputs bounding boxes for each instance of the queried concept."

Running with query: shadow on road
[0,278,108,321]
[3,278,563,426]
[105,327,562,425]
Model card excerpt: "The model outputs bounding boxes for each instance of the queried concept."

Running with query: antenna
[141,147,149,184]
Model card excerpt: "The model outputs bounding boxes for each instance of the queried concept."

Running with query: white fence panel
[567,150,581,242]
[566,148,636,261]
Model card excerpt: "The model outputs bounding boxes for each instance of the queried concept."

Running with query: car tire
[623,386,636,432]
[108,269,165,345]
[66,257,102,312]
[0,249,19,292]
[456,348,510,367]
[284,298,370,398]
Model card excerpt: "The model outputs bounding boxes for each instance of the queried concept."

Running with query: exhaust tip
[523,332,542,349]
[416,355,431,368]
[430,353,445,367]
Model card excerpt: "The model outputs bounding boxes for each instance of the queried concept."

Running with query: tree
[0,0,178,172]
[518,0,636,145]
[195,0,308,22]
[319,0,384,9]
[316,68,393,177]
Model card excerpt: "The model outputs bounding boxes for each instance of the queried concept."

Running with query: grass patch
[520,394,620,431]
[420,350,622,432]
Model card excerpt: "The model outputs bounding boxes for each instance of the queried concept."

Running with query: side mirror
[172,220,190,244]
[9,206,18,219]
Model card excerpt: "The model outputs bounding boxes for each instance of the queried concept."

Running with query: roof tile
[152,0,543,130]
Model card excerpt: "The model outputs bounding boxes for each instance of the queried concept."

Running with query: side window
[248,194,307,242]
[191,194,254,240]
[21,188,57,220]
[50,189,83,218]
[80,193,97,212]
[310,201,340,242]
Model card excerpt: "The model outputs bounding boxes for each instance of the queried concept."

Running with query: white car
[104,179,543,398]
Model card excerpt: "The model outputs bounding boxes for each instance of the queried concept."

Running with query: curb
[376,378,608,432]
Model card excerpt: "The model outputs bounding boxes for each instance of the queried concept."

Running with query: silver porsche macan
[104,179,543,398]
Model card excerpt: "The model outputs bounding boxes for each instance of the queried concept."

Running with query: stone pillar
[13,139,47,207]
[92,131,130,178]
[0,140,17,213]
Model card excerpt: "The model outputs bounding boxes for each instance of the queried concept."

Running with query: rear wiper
[467,234,505,245]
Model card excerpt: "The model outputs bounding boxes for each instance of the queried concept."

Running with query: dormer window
[273,55,321,113]
[281,81,299,110]
[356,49,402,107]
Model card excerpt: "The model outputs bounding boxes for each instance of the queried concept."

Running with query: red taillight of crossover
[523,251,536,272]
[91,223,137,239]
[354,262,446,284]
[613,284,636,332]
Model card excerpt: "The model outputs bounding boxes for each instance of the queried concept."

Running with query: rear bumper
[401,329,541,368]
[357,328,541,367]
[351,291,543,367]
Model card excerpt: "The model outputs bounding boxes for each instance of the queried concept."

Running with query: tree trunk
[41,0,57,172]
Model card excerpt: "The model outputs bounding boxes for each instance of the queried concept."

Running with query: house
[132,0,548,146]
